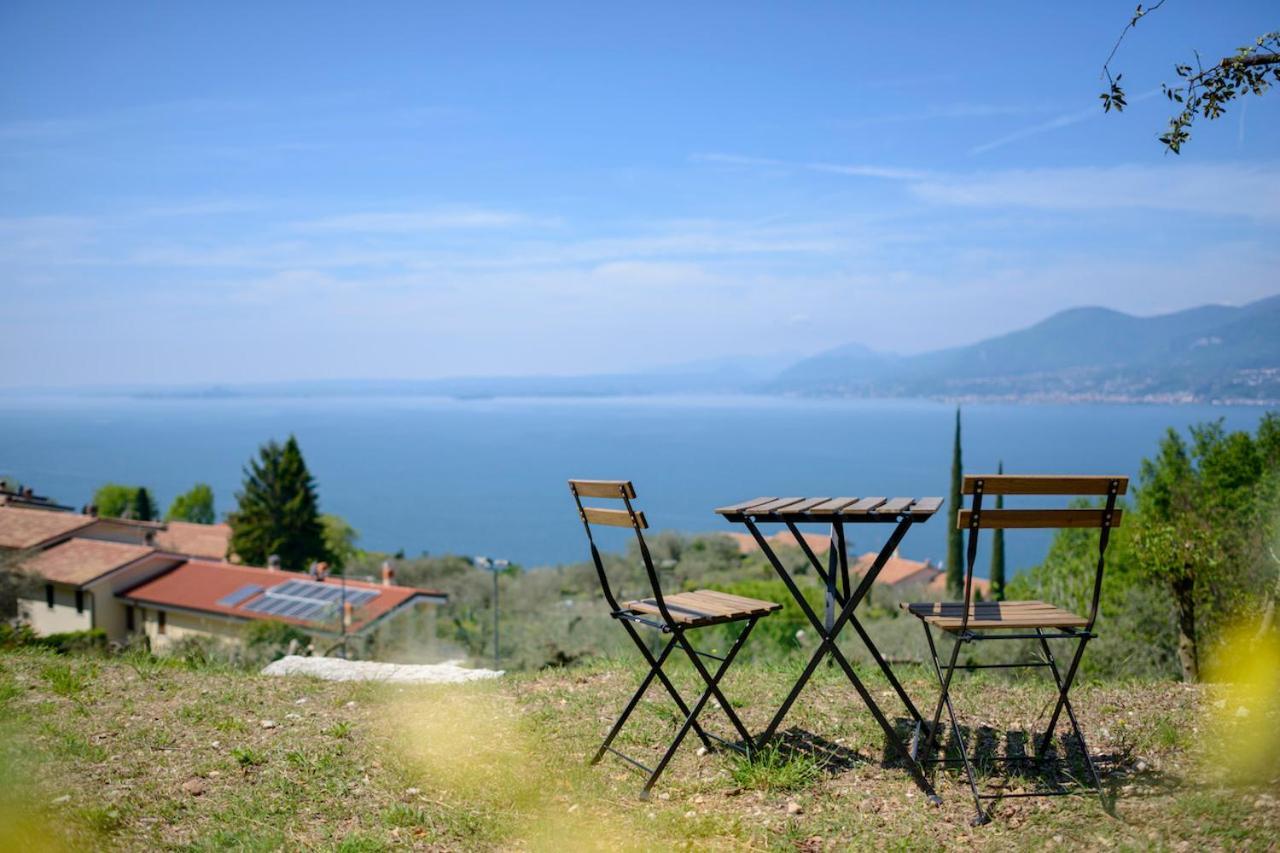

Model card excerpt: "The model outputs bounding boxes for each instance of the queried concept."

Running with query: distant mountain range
[20,297,1278,405]
[767,295,1280,404]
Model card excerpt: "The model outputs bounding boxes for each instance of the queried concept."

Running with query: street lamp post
[474,556,509,669]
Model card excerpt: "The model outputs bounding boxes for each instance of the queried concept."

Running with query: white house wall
[21,584,92,635]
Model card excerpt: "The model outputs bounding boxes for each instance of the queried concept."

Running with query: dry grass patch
[0,648,1277,850]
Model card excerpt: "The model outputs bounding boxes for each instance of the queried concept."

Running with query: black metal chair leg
[674,620,758,751]
[592,634,681,764]
[618,619,714,751]
[923,622,964,755]
[1036,632,1106,802]
[642,621,756,796]
[1036,631,1090,760]
[921,623,985,822]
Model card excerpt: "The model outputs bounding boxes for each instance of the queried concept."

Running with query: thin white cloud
[909,164,1280,219]
[969,88,1163,155]
[833,102,1044,129]
[291,209,558,233]
[694,152,1280,220]
[692,152,926,181]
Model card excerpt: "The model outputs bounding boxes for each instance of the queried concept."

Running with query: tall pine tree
[990,460,1006,600]
[945,408,964,597]
[228,435,328,571]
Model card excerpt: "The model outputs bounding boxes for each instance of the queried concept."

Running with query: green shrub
[40,629,108,656]
[0,625,107,656]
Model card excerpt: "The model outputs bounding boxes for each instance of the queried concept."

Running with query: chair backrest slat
[570,477,670,624]
[582,506,648,529]
[956,508,1124,530]
[957,472,1124,633]
[569,479,637,499]
[962,475,1128,496]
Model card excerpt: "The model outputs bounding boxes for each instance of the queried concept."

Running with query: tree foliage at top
[92,483,157,521]
[321,514,360,571]
[228,436,329,571]
[1100,3,1279,153]
[1131,415,1280,680]
[166,483,216,524]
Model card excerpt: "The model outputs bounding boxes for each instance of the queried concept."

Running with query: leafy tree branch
[1100,2,1279,152]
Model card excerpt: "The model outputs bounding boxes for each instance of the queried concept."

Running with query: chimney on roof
[87,504,98,517]
[267,554,281,572]
[314,561,329,582]
[381,560,396,587]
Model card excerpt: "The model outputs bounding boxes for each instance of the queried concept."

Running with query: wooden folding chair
[569,479,781,797]
[902,474,1126,825]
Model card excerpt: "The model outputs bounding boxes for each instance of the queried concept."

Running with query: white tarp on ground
[262,655,503,684]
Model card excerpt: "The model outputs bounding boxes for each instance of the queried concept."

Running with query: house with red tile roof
[15,539,189,638]
[719,530,835,558]
[849,551,991,597]
[3,505,446,657]
[119,561,446,651]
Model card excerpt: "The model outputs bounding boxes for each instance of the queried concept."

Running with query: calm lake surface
[0,395,1271,575]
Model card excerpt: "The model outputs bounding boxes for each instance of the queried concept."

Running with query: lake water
[0,394,1271,575]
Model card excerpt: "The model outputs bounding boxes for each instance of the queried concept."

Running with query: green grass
[39,660,93,698]
[730,743,825,792]
[0,648,1276,851]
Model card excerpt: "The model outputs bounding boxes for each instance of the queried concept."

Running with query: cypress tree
[131,487,158,521]
[945,408,964,597]
[990,460,1006,600]
[228,435,328,571]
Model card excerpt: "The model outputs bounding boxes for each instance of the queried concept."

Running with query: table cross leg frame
[782,520,922,722]
[744,516,937,801]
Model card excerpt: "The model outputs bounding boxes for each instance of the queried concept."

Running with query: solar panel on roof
[217,584,263,607]
[239,578,382,623]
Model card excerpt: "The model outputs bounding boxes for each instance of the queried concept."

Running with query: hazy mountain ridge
[770,296,1280,403]
[13,299,1275,404]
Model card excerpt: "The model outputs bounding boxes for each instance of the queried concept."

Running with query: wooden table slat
[785,497,832,514]
[843,497,887,514]
[714,496,776,514]
[808,497,859,513]
[875,497,914,514]
[746,497,806,514]
[910,497,944,514]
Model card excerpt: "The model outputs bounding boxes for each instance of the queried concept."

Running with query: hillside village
[0,488,446,660]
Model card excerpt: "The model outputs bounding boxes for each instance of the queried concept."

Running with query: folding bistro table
[715,495,944,797]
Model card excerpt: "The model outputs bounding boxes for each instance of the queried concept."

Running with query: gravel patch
[261,655,503,684]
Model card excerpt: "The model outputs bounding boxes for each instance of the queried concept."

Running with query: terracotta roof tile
[22,538,157,586]
[0,506,96,550]
[720,530,832,556]
[121,562,446,634]
[153,522,231,560]
[851,552,940,586]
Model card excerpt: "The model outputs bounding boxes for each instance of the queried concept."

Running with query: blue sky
[2,1,1278,387]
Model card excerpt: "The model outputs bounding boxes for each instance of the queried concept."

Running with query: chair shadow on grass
[765,727,869,775]
[887,717,1184,814]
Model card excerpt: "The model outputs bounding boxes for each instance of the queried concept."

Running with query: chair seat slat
[902,600,1088,630]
